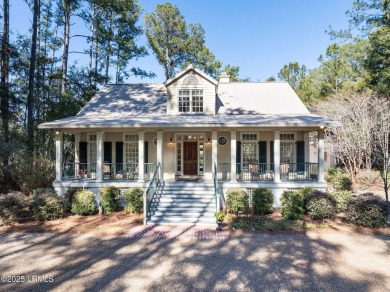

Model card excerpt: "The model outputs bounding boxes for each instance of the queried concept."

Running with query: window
[218,136,228,146]
[179,90,203,113]
[124,134,139,164]
[280,134,295,163]
[242,134,257,163]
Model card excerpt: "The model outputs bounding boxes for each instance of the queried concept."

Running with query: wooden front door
[183,142,198,175]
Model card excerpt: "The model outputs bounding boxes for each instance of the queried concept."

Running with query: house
[39,64,340,224]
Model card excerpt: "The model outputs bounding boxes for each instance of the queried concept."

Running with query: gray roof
[39,82,340,129]
[217,82,310,115]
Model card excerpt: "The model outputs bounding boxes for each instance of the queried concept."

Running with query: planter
[216,220,223,231]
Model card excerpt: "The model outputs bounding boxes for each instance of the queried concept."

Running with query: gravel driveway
[0,228,389,291]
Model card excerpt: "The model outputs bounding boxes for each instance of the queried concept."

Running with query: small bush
[71,190,96,215]
[225,188,248,215]
[64,188,82,212]
[327,169,352,191]
[31,191,64,221]
[100,186,121,213]
[124,187,143,214]
[345,193,388,228]
[332,191,353,212]
[252,188,273,215]
[281,191,304,220]
[0,195,24,225]
[298,187,314,198]
[304,190,337,220]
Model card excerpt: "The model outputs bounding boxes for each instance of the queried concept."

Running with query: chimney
[219,72,230,83]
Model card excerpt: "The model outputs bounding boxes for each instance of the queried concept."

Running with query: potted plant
[215,211,225,231]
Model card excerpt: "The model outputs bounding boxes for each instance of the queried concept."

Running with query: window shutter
[270,141,274,171]
[258,141,267,163]
[115,142,123,173]
[79,142,87,163]
[296,141,305,171]
[144,141,148,163]
[236,141,241,173]
[103,142,112,163]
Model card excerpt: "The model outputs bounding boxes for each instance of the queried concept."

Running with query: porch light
[206,138,211,144]
[169,138,174,144]
[320,125,325,129]
[55,130,60,135]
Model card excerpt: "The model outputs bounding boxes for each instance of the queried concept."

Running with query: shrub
[345,193,388,228]
[30,191,64,221]
[0,195,24,225]
[124,187,143,214]
[332,191,353,212]
[281,191,304,220]
[64,188,82,212]
[327,169,352,191]
[225,188,248,215]
[297,187,314,198]
[13,157,55,194]
[100,186,121,213]
[252,188,273,215]
[304,190,337,220]
[71,190,96,215]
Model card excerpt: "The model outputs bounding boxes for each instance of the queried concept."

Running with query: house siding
[167,71,216,115]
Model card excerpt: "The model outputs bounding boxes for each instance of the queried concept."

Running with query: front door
[183,142,197,175]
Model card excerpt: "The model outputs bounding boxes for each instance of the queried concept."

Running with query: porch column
[157,131,163,178]
[96,131,104,182]
[138,131,145,182]
[274,130,281,182]
[212,131,218,171]
[318,129,325,182]
[55,132,63,182]
[74,133,80,177]
[230,131,237,182]
[303,133,310,162]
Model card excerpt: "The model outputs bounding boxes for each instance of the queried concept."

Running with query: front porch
[53,129,326,197]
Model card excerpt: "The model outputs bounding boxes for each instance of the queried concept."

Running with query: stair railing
[213,162,220,213]
[143,162,161,225]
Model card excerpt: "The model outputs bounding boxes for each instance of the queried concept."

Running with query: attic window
[178,90,204,113]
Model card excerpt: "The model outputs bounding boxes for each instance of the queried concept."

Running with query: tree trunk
[88,1,95,89]
[61,6,70,96]
[105,11,113,84]
[27,0,39,155]
[0,0,10,165]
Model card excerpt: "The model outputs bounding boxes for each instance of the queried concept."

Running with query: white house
[39,65,340,224]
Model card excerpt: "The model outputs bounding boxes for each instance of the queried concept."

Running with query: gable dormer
[165,64,218,115]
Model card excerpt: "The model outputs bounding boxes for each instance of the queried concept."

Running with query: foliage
[232,217,292,231]
[124,187,143,214]
[345,193,389,227]
[64,188,82,212]
[214,211,226,222]
[30,191,64,221]
[71,190,96,215]
[252,188,274,215]
[12,156,56,195]
[280,191,305,220]
[278,62,307,90]
[0,194,24,225]
[332,191,353,212]
[304,190,337,220]
[225,188,248,215]
[99,186,121,213]
[297,187,314,198]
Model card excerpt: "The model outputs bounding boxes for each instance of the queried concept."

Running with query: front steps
[148,182,217,225]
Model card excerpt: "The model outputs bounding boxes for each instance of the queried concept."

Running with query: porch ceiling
[38,114,341,130]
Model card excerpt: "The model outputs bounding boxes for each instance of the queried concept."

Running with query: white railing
[143,162,161,225]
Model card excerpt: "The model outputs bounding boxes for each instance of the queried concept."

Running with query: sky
[10,0,353,83]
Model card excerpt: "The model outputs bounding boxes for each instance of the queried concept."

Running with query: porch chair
[127,165,139,180]
[103,163,113,179]
[249,162,259,181]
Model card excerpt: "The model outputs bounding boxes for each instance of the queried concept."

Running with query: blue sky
[11,0,353,83]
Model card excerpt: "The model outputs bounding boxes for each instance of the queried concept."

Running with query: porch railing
[61,162,157,181]
[280,163,319,181]
[236,163,275,181]
[62,163,97,180]
[217,163,231,181]
[144,162,161,225]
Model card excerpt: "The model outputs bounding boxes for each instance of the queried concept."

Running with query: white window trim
[280,132,296,163]
[87,133,97,165]
[240,133,259,163]
[123,133,139,165]
[177,88,205,113]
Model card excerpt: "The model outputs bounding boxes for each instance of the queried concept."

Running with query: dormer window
[179,89,204,113]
